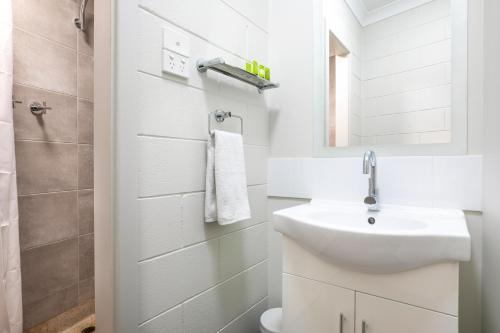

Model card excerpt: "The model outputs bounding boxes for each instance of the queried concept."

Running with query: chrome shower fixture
[74,0,89,31]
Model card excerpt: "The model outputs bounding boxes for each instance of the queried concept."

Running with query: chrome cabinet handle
[30,102,52,115]
[339,313,344,333]
[362,320,367,333]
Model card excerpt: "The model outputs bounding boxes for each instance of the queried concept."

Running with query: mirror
[315,0,468,153]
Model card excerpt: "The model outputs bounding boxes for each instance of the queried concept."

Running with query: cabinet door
[355,293,458,333]
[282,273,355,333]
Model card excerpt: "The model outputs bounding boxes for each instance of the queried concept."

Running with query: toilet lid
[260,308,282,333]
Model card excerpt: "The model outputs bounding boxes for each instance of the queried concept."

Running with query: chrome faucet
[363,151,380,211]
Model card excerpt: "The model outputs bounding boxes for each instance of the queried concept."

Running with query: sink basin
[273,200,471,274]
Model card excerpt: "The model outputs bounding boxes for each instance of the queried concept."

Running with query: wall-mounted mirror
[314,0,468,156]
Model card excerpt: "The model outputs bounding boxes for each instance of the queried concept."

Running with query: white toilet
[260,308,282,333]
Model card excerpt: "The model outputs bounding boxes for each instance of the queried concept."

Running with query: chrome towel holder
[208,110,243,135]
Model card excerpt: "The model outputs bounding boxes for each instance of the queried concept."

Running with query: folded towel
[205,130,251,225]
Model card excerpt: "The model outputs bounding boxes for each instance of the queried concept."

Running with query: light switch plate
[163,27,190,57]
[162,27,190,78]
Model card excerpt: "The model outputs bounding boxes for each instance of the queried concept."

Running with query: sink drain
[368,217,376,225]
[81,326,95,333]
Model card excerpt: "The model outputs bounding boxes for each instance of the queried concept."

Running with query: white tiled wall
[361,0,452,144]
[135,0,270,331]
[268,155,482,211]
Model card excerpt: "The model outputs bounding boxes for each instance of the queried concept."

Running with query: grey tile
[15,141,77,195]
[55,299,94,330]
[78,190,94,235]
[77,12,94,56]
[21,238,78,305]
[13,0,78,49]
[78,145,93,190]
[77,99,93,144]
[13,29,77,96]
[78,278,95,304]
[23,285,78,329]
[79,234,94,281]
[77,53,93,101]
[19,191,78,250]
[12,85,77,143]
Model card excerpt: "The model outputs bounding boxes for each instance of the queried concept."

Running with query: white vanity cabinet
[355,293,458,333]
[283,274,355,333]
[282,236,460,333]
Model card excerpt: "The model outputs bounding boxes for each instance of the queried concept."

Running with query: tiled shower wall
[12,0,94,329]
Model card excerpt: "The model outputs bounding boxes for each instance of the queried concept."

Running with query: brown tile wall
[12,0,95,330]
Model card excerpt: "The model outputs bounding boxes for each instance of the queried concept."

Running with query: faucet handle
[30,101,52,116]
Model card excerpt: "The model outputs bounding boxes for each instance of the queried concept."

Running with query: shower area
[9,0,95,331]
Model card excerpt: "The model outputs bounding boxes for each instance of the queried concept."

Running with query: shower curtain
[0,0,23,332]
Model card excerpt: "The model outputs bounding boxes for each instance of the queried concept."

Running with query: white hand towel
[205,130,251,225]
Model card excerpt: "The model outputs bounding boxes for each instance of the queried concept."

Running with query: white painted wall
[481,0,500,331]
[267,0,314,157]
[115,0,271,331]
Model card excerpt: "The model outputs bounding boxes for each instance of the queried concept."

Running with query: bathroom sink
[273,200,471,274]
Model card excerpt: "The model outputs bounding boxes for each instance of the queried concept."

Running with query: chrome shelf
[197,58,280,93]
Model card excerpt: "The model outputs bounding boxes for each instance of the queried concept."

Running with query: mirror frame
[313,0,468,157]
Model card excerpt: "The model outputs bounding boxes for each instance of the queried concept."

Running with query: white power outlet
[162,50,189,78]
[162,27,190,79]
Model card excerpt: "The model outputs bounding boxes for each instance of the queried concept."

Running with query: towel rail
[208,110,244,135]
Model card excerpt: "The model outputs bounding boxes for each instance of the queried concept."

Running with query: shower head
[74,0,90,31]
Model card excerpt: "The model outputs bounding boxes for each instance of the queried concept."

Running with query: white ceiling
[362,0,399,11]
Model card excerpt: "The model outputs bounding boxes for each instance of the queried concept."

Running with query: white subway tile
[138,73,216,140]
[181,185,268,246]
[268,156,482,211]
[220,0,269,32]
[376,133,420,145]
[243,105,269,146]
[219,298,268,333]
[245,145,268,185]
[363,108,447,136]
[364,17,451,61]
[267,158,314,198]
[139,195,183,260]
[138,137,206,197]
[219,224,268,280]
[363,63,451,99]
[363,0,450,41]
[363,39,451,80]
[182,262,268,333]
[361,136,377,145]
[247,23,269,63]
[420,131,451,144]
[370,84,451,116]
[139,0,247,58]
[377,156,434,206]
[139,305,183,333]
[138,240,219,321]
[432,156,482,211]
[311,158,367,202]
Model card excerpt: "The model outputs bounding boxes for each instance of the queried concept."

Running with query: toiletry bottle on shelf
[265,67,271,80]
[259,65,266,78]
[245,61,253,73]
[252,60,259,75]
